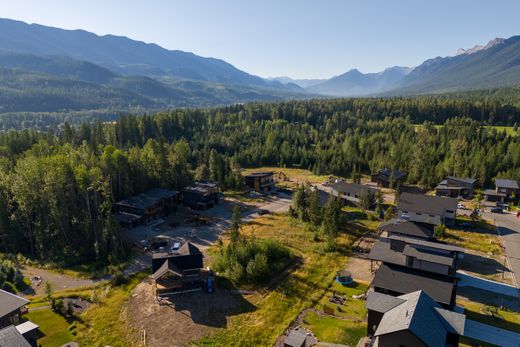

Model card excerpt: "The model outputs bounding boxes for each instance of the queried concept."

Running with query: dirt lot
[127,279,256,347]
[460,251,514,285]
[21,265,98,296]
[345,233,378,283]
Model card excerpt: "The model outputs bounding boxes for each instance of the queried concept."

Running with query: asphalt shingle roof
[115,188,178,210]
[372,290,465,346]
[387,235,464,253]
[0,289,29,319]
[397,193,458,216]
[372,264,457,306]
[0,325,31,347]
[379,219,433,239]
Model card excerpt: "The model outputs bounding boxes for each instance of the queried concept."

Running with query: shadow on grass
[460,253,509,277]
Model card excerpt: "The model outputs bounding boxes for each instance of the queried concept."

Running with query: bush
[111,271,127,286]
[212,238,292,286]
[2,281,17,293]
[434,224,446,238]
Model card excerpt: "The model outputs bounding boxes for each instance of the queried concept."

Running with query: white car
[457,203,466,210]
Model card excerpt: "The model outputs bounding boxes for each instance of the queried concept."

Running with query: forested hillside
[0,97,519,266]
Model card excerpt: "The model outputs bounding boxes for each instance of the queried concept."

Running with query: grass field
[75,275,147,347]
[242,167,332,188]
[26,306,74,346]
[414,124,518,136]
[441,217,502,256]
[459,299,520,333]
[301,281,368,345]
[196,212,373,346]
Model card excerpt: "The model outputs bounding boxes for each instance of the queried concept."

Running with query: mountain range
[0,17,520,115]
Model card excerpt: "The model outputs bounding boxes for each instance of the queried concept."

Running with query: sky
[0,0,519,79]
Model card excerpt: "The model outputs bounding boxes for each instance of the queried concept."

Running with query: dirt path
[21,265,99,296]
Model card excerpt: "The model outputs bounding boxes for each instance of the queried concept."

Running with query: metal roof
[330,181,376,196]
[245,172,274,177]
[446,176,477,185]
[15,321,39,335]
[495,179,519,189]
[403,245,455,267]
[0,289,29,319]
[397,192,458,216]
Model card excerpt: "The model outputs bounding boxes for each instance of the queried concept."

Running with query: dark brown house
[114,188,179,228]
[0,289,29,328]
[435,176,476,199]
[371,168,407,188]
[366,290,465,347]
[151,242,205,296]
[245,172,275,193]
[485,178,519,202]
[182,181,220,210]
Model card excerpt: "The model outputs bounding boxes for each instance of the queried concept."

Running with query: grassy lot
[197,212,373,346]
[301,281,368,345]
[440,217,503,256]
[482,125,517,136]
[242,167,332,187]
[26,305,74,346]
[75,274,147,347]
[459,299,520,333]
[224,190,264,203]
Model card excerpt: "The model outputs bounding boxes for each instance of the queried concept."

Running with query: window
[446,210,454,213]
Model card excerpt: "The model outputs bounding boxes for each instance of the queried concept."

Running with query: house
[379,219,434,240]
[368,236,464,277]
[371,263,459,308]
[484,178,519,202]
[396,193,458,226]
[0,289,29,328]
[329,181,377,206]
[435,176,476,199]
[151,242,205,296]
[371,168,407,188]
[182,181,220,210]
[0,325,31,347]
[366,290,465,347]
[114,188,179,228]
[245,171,275,193]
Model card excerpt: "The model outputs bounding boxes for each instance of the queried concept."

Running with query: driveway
[484,209,520,289]
[21,266,99,296]
[464,319,520,347]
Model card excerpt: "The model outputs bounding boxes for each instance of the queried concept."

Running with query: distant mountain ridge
[456,38,505,56]
[305,66,412,96]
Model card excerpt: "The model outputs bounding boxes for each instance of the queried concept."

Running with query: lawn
[26,306,74,347]
[196,212,372,346]
[440,218,503,256]
[459,299,520,333]
[301,281,368,345]
[242,167,332,188]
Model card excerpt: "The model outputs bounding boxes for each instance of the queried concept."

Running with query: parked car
[457,203,466,210]
[257,209,269,215]
[171,242,181,252]
[490,207,503,213]
[459,222,472,229]
[496,203,509,210]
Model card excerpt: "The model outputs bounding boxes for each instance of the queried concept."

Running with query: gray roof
[116,188,178,210]
[284,329,307,347]
[387,235,464,253]
[182,181,218,194]
[372,264,457,306]
[495,178,519,189]
[368,240,406,266]
[372,290,465,346]
[374,168,407,181]
[0,289,29,319]
[484,189,506,197]
[330,181,376,196]
[397,192,458,216]
[151,258,183,280]
[366,291,405,313]
[403,245,455,267]
[379,219,433,239]
[0,325,31,347]
[245,171,274,177]
[446,176,477,185]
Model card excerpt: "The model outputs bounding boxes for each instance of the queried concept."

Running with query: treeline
[0,97,519,265]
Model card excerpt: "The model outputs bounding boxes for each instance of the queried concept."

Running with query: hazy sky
[0,0,519,79]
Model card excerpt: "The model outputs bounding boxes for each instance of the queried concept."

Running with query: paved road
[484,210,520,288]
[464,319,520,347]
